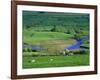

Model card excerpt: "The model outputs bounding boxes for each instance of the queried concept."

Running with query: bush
[32,52,39,57]
[27,48,32,52]
[73,34,82,40]
[66,30,71,34]
[51,25,56,32]
[23,48,28,52]
[26,25,30,29]
[23,48,32,52]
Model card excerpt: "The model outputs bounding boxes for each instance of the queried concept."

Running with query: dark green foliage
[50,25,56,32]
[74,29,80,34]
[23,48,28,52]
[23,11,89,33]
[23,48,32,52]
[73,34,81,40]
[30,33,34,37]
[66,30,71,34]
[26,25,30,29]
[27,48,32,52]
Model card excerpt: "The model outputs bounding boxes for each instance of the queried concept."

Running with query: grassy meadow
[23,54,89,68]
[22,11,90,68]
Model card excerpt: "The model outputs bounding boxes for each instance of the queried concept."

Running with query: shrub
[27,48,32,52]
[23,48,32,52]
[32,52,39,57]
[51,25,56,32]
[23,48,28,52]
[26,25,30,29]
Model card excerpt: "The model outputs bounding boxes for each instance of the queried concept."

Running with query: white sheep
[31,59,36,63]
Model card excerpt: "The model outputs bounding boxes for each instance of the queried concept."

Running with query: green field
[23,54,89,68]
[23,31,74,44]
[22,11,90,68]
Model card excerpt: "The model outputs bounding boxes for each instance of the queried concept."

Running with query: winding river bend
[23,36,89,53]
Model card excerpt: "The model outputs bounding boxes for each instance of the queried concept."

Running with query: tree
[51,25,56,32]
[74,34,81,40]
[66,30,71,34]
[26,25,30,29]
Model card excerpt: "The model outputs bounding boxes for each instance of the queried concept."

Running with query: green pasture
[23,31,74,45]
[23,54,89,68]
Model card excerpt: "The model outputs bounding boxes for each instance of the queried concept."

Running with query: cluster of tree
[25,24,89,40]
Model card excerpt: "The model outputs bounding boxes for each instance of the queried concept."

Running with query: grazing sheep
[31,59,36,63]
[62,51,66,55]
[50,59,53,61]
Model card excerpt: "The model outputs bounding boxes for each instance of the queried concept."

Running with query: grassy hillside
[23,31,73,44]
